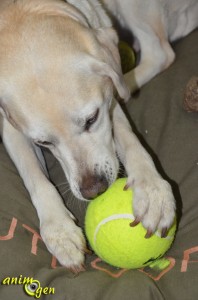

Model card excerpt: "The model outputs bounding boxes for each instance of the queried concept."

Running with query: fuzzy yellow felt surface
[85,178,176,269]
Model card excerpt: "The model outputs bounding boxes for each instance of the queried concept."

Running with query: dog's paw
[127,174,176,237]
[40,217,87,273]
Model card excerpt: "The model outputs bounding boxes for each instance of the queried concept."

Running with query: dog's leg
[2,118,86,272]
[112,101,175,236]
[124,26,175,93]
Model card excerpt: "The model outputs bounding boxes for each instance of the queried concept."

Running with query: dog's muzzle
[80,174,108,200]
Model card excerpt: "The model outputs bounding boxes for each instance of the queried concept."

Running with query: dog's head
[0,0,129,200]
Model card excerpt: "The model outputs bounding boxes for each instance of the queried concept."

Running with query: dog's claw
[161,227,168,238]
[84,247,93,255]
[69,264,86,275]
[130,217,141,227]
[145,229,153,239]
[123,183,129,191]
[123,180,135,191]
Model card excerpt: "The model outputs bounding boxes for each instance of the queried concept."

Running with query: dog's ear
[91,59,130,101]
[93,27,130,101]
[95,28,121,66]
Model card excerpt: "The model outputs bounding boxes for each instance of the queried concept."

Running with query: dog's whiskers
[118,164,127,178]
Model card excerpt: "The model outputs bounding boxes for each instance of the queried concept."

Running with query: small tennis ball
[85,178,176,269]
[118,41,136,74]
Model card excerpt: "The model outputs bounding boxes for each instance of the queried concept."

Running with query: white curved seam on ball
[93,214,174,245]
[94,214,134,245]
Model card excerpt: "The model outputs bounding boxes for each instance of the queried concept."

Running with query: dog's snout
[80,174,108,200]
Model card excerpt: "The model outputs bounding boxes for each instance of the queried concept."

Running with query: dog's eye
[85,109,99,131]
[34,140,53,147]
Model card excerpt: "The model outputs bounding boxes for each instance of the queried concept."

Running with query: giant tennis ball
[85,178,176,269]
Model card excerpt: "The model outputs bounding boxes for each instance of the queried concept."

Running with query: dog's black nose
[80,174,108,200]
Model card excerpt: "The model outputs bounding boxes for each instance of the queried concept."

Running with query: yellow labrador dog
[0,0,197,272]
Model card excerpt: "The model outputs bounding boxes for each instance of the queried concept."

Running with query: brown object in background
[184,76,198,112]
